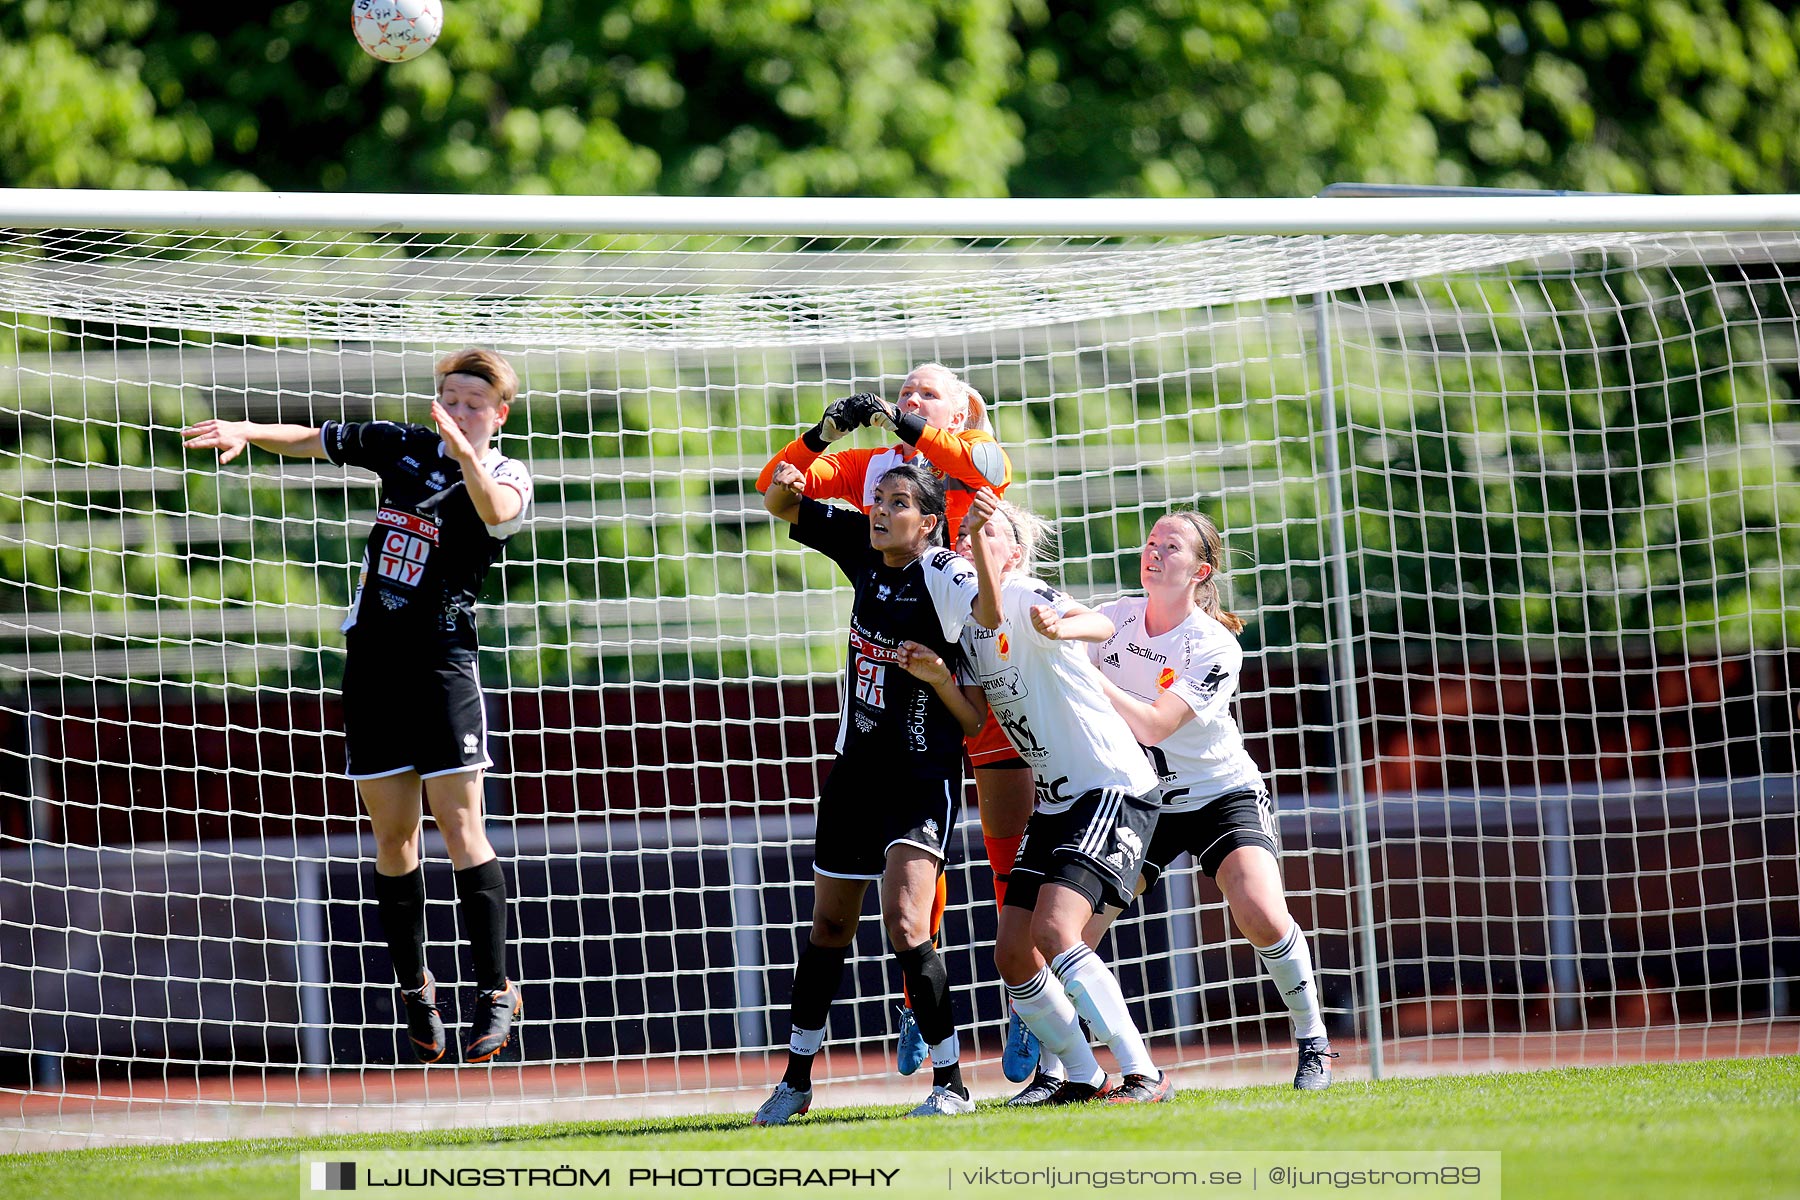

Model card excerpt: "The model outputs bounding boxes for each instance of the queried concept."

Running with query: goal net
[1,198,1796,1147]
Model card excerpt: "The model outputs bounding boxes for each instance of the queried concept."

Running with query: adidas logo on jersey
[1104,653,1121,667]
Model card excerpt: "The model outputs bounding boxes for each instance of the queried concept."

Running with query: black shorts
[1003,786,1162,913]
[1140,787,1279,888]
[811,758,961,881]
[341,652,490,780]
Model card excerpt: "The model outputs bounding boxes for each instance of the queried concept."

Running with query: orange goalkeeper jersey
[755,425,1012,528]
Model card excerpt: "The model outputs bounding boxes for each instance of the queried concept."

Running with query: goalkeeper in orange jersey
[757,362,1039,1081]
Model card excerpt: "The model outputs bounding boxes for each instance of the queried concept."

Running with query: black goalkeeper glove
[802,396,866,452]
[843,392,927,445]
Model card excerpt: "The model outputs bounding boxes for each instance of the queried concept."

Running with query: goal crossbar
[2,188,1800,235]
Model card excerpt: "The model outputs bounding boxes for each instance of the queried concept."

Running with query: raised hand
[896,640,953,685]
[768,460,807,498]
[843,392,900,432]
[817,395,866,443]
[966,486,1000,536]
[1029,604,1063,640]
[432,399,478,465]
[181,418,251,464]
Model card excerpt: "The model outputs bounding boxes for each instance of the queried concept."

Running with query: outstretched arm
[1029,601,1114,644]
[1098,674,1197,746]
[753,394,869,492]
[965,487,1004,630]
[181,419,326,463]
[763,460,806,525]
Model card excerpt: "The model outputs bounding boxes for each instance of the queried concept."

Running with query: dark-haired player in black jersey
[182,349,531,1066]
[751,459,986,1125]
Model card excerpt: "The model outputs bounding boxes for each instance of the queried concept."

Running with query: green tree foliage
[1447,0,1800,194]
[6,1,1799,198]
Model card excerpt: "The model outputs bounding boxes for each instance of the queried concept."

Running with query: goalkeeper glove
[803,396,864,452]
[845,393,927,445]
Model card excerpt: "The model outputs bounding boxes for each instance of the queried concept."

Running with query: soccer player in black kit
[752,458,987,1124]
[182,349,532,1065]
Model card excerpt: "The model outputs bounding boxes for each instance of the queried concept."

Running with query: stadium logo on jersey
[996,632,1010,659]
[374,507,438,588]
[1157,667,1176,691]
[1104,652,1121,668]
[1127,642,1168,665]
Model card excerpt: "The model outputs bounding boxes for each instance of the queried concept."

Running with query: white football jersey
[960,575,1158,813]
[1088,595,1266,810]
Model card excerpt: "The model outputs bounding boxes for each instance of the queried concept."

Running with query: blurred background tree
[6,0,1798,198]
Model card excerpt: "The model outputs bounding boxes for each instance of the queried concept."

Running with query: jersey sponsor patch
[374,507,439,588]
[981,666,1029,703]
[854,655,888,707]
[997,707,1045,756]
[848,630,903,663]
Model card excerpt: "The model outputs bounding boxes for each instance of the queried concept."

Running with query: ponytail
[1167,509,1243,634]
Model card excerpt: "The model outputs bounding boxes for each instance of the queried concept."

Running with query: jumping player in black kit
[752,459,986,1124]
[182,349,532,1066]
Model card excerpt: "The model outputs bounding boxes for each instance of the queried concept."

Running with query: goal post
[1,190,1797,1147]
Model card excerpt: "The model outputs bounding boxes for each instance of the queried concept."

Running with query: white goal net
[1,197,1796,1148]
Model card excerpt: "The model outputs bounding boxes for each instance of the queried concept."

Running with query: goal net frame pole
[3,187,1796,1128]
[1,189,1799,236]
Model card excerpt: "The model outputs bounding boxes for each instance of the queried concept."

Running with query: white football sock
[1254,921,1327,1041]
[1006,969,1103,1087]
[1049,943,1157,1078]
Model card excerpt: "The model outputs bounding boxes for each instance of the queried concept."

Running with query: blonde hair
[911,361,987,432]
[435,348,519,407]
[1163,509,1243,634]
[991,499,1056,578]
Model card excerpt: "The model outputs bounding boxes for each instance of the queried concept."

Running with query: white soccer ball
[351,0,444,63]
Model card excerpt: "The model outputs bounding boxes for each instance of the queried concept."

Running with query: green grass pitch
[4,1057,1795,1200]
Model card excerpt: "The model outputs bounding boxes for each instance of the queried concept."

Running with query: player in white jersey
[942,488,1174,1105]
[1087,509,1338,1090]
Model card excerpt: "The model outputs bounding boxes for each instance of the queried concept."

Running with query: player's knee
[1030,910,1081,964]
[993,935,1037,986]
[810,915,856,947]
[883,909,929,949]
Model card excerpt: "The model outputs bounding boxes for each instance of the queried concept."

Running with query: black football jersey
[322,420,532,660]
[791,498,979,777]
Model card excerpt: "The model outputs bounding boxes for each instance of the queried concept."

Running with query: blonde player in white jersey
[905,487,1174,1105]
[1085,509,1338,1090]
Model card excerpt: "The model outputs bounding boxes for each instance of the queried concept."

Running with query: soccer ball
[351,0,444,63]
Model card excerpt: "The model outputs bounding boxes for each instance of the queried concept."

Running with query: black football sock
[782,941,849,1090]
[895,940,965,1096]
[453,858,509,993]
[372,865,428,991]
